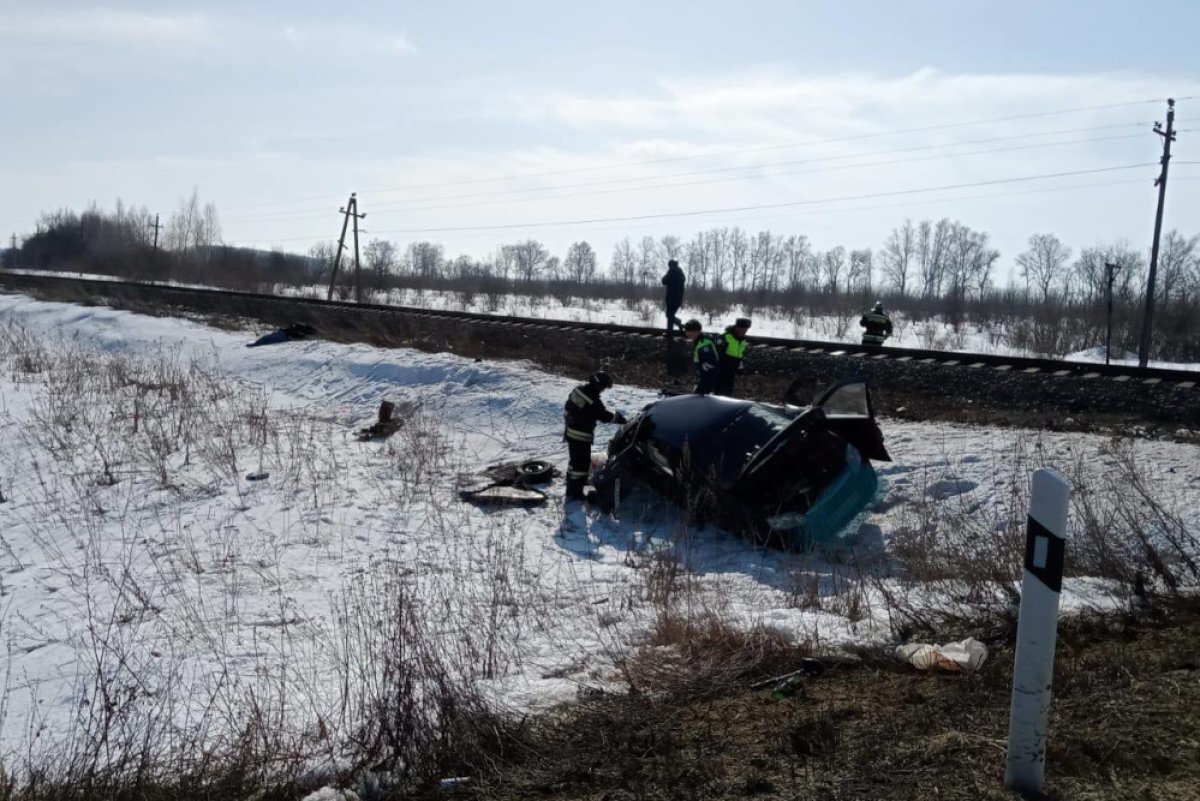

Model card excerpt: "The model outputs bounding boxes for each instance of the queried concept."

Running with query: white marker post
[1005,468,1070,795]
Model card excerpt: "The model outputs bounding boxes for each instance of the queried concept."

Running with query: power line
[224,98,1169,212]
[225,174,1156,249]
[334,133,1147,218]
[362,163,1158,235]
[223,122,1146,223]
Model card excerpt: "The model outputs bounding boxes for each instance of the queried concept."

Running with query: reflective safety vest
[693,335,717,363]
[721,331,748,359]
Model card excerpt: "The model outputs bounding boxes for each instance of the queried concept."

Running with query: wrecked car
[591,379,890,548]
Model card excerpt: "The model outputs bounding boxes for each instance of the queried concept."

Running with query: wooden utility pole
[1104,262,1120,366]
[149,214,162,251]
[352,198,366,303]
[326,193,364,301]
[1138,98,1177,368]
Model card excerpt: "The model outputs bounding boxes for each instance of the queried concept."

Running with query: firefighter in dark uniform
[715,317,751,396]
[683,319,720,395]
[860,301,893,346]
[563,371,626,501]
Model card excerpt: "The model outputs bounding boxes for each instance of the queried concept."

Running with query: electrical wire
[223,122,1147,222]
[358,163,1158,235]
[225,98,1170,212]
[228,176,1156,248]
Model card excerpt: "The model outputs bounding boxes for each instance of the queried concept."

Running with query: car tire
[517,459,554,484]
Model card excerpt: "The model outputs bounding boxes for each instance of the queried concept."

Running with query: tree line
[4,197,1199,360]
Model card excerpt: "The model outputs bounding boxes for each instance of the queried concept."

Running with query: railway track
[2,270,1198,429]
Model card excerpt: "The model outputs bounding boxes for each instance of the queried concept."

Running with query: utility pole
[1104,262,1120,366]
[352,199,366,303]
[149,214,162,251]
[1138,98,1177,368]
[326,193,364,301]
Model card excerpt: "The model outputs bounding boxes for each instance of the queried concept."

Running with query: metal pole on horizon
[1004,468,1071,795]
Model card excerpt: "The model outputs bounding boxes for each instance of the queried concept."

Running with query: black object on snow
[357,400,403,441]
[247,323,317,348]
[457,459,561,506]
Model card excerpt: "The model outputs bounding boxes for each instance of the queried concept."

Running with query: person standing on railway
[563,371,627,502]
[662,259,686,337]
[683,319,720,395]
[860,301,893,346]
[715,317,751,396]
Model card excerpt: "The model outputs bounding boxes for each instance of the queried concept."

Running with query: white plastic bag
[896,638,988,673]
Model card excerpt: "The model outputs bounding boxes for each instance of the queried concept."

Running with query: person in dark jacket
[661,259,686,336]
[860,301,893,346]
[715,317,751,396]
[683,319,720,395]
[563,371,627,501]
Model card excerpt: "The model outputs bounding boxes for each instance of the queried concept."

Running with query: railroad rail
[2,269,1195,391]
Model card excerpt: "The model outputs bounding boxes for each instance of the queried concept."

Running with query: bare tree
[750,231,784,292]
[564,241,597,284]
[610,238,637,285]
[728,227,750,291]
[1016,233,1071,302]
[847,248,873,293]
[637,236,659,286]
[308,241,338,283]
[363,239,397,280]
[1157,229,1199,306]
[165,188,221,257]
[705,228,730,289]
[820,246,847,293]
[782,235,814,293]
[880,219,916,295]
[503,239,548,283]
[685,234,711,289]
[658,234,683,263]
[917,218,952,298]
[1073,241,1145,304]
[408,241,445,279]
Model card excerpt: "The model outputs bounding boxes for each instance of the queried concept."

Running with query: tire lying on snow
[517,459,554,484]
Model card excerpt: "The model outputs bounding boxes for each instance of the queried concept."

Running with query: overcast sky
[4,1,1200,281]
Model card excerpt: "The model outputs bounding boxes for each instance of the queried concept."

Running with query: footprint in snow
[926,478,978,500]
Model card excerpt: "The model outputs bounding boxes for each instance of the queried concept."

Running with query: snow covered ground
[1,291,1197,772]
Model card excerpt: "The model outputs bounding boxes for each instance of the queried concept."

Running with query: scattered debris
[748,658,828,701]
[896,638,988,673]
[356,400,403,441]
[457,459,560,506]
[246,322,317,348]
[438,776,470,793]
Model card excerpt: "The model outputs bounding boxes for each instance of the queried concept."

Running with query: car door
[812,379,891,462]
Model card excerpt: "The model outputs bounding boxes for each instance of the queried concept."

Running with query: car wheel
[517,459,554,484]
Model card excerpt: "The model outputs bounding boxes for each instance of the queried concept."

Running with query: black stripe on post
[1024,515,1066,593]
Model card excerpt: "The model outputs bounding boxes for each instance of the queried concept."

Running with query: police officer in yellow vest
[682,319,720,395]
[860,301,893,346]
[715,317,751,396]
[563,371,627,501]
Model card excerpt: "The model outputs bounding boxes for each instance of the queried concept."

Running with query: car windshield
[818,382,870,418]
